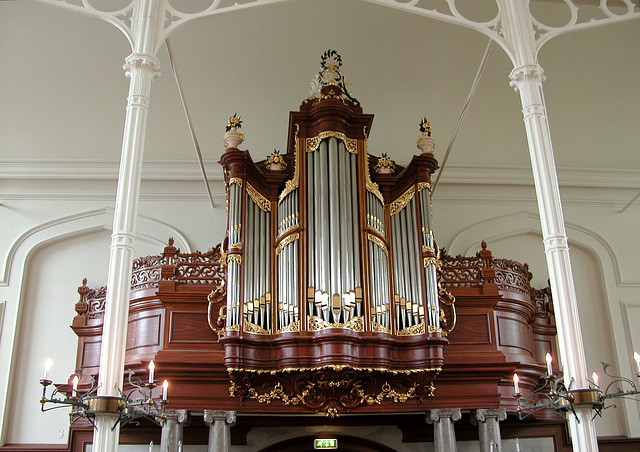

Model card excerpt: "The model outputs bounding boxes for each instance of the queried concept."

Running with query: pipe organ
[218,51,453,416]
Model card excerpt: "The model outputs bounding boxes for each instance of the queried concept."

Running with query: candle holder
[40,368,169,430]
[514,361,640,421]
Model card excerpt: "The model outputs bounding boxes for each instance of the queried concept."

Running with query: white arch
[0,208,190,443]
[448,210,638,288]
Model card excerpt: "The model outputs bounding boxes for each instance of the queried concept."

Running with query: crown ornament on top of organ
[215,50,453,417]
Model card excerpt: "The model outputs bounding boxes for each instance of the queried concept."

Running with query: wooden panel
[170,311,218,343]
[498,316,532,352]
[81,341,101,368]
[126,314,161,350]
[447,314,490,344]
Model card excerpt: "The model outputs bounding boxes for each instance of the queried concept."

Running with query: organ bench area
[29,62,582,451]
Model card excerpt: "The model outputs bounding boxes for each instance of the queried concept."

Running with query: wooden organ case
[217,52,453,416]
[56,53,567,452]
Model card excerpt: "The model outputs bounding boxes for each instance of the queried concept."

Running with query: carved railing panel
[492,258,532,297]
[439,254,482,289]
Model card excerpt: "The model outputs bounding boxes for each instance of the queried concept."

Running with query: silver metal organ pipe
[396,210,410,327]
[349,152,361,316]
[407,199,421,325]
[339,143,351,321]
[308,151,315,310]
[328,138,341,322]
[391,215,402,330]
[319,142,330,311]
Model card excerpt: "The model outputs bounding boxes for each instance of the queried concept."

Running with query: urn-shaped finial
[417,117,435,154]
[223,113,245,149]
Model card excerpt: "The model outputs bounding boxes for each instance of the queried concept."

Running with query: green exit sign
[314,438,338,449]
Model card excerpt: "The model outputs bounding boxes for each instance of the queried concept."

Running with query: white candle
[545,353,553,376]
[592,371,599,387]
[148,441,153,452]
[178,441,183,452]
[72,375,79,397]
[162,379,168,401]
[148,360,155,384]
[634,352,640,374]
[43,358,53,380]
[516,438,521,452]
[513,373,520,393]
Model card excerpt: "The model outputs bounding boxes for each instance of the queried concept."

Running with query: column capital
[471,408,507,424]
[509,64,545,93]
[203,410,236,426]
[123,53,161,79]
[426,408,462,423]
[165,409,189,424]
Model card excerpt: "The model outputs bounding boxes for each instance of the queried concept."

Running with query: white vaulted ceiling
[0,0,638,180]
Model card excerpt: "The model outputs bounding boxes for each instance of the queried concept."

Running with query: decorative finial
[266,149,287,171]
[223,113,245,149]
[419,117,432,137]
[226,113,242,132]
[375,153,396,175]
[305,50,359,105]
[417,116,435,154]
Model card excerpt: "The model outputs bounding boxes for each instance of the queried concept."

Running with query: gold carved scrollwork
[390,185,416,215]
[367,233,388,255]
[228,254,242,265]
[275,232,300,256]
[438,284,456,336]
[279,125,300,202]
[244,321,270,335]
[371,322,391,334]
[277,320,301,334]
[226,324,240,332]
[417,182,432,193]
[308,315,364,332]
[365,153,384,203]
[229,177,243,187]
[306,131,358,154]
[246,183,271,212]
[397,321,426,336]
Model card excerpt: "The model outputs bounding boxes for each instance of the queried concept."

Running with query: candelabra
[40,360,169,430]
[513,353,640,421]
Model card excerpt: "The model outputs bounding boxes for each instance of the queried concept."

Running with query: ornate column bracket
[204,410,236,452]
[471,409,507,452]
[161,409,189,452]
[427,409,462,452]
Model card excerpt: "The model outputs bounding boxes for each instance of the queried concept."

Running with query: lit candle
[178,441,183,452]
[516,438,521,452]
[162,379,168,401]
[513,373,520,393]
[634,352,640,374]
[72,375,79,397]
[148,360,155,384]
[592,371,599,387]
[148,441,153,452]
[43,358,53,380]
[545,353,553,376]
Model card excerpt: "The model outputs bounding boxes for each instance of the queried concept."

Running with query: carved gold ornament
[390,185,416,215]
[277,320,301,334]
[275,232,300,256]
[229,177,243,188]
[308,315,364,332]
[244,321,270,335]
[279,125,300,202]
[371,321,391,334]
[246,183,271,212]
[227,254,242,265]
[365,153,384,203]
[367,233,388,255]
[306,131,358,155]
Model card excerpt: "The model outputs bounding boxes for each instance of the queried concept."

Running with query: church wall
[1,166,639,446]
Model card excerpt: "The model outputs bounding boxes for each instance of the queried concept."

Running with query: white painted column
[502,1,598,451]
[204,410,236,452]
[92,1,161,450]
